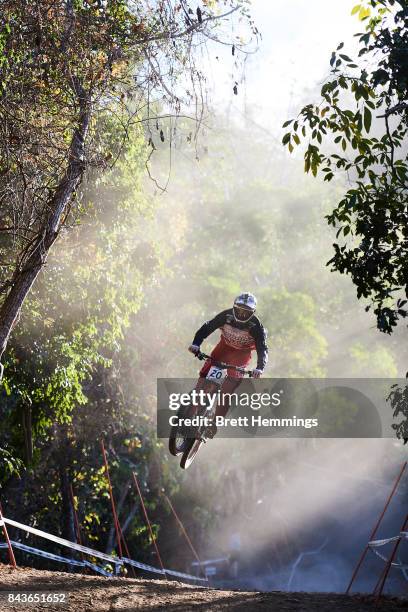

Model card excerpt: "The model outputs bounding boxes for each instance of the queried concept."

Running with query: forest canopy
[0,0,406,580]
[0,0,255,359]
[284,0,408,335]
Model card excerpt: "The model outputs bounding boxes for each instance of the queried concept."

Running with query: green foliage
[0,446,23,484]
[387,382,408,442]
[349,342,398,377]
[1,98,405,573]
[0,120,152,463]
[284,0,408,334]
[261,289,328,377]
[0,116,173,562]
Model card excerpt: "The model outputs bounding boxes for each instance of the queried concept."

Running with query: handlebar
[195,350,253,376]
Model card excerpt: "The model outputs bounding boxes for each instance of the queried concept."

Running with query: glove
[252,368,263,378]
[188,344,200,355]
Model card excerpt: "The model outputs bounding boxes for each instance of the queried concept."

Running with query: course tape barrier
[0,542,112,576]
[165,568,207,581]
[121,557,206,582]
[368,531,408,548]
[367,531,408,576]
[122,556,164,575]
[369,547,408,571]
[3,517,122,566]
[83,560,114,577]
[2,516,206,583]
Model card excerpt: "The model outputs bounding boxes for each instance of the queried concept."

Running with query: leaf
[282,133,291,145]
[351,5,361,15]
[360,86,369,101]
[363,106,372,133]
[2,379,11,395]
[358,6,371,20]
[372,68,388,86]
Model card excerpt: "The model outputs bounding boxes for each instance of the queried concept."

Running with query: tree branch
[136,6,239,45]
[0,87,91,359]
[377,102,408,118]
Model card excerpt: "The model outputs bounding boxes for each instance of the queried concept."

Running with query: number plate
[206,365,227,384]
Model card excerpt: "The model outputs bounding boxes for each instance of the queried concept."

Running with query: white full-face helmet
[233,292,257,323]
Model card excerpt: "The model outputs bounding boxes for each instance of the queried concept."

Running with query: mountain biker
[187,293,268,433]
[189,292,268,378]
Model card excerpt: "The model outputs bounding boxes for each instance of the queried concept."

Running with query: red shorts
[199,340,252,379]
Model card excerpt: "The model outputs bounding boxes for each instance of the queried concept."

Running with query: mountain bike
[168,351,252,469]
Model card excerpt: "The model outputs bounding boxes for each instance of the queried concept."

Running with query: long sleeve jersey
[192,308,268,371]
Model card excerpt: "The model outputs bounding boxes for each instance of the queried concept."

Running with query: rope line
[0,542,112,576]
[1,516,206,583]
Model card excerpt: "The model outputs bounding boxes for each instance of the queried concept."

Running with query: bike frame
[195,350,253,379]
[169,351,254,468]
[187,351,252,437]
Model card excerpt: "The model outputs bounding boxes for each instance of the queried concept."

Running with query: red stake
[132,472,166,576]
[0,503,16,568]
[162,492,207,581]
[345,461,407,594]
[100,442,136,577]
[100,439,123,559]
[373,512,408,602]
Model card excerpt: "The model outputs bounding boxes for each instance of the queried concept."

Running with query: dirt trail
[0,564,406,611]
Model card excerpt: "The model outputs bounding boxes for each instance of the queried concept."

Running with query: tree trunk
[0,97,90,360]
[57,424,76,546]
[59,462,76,544]
[121,502,139,536]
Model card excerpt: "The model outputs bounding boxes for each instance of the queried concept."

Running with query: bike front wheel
[180,438,204,470]
[169,403,194,456]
